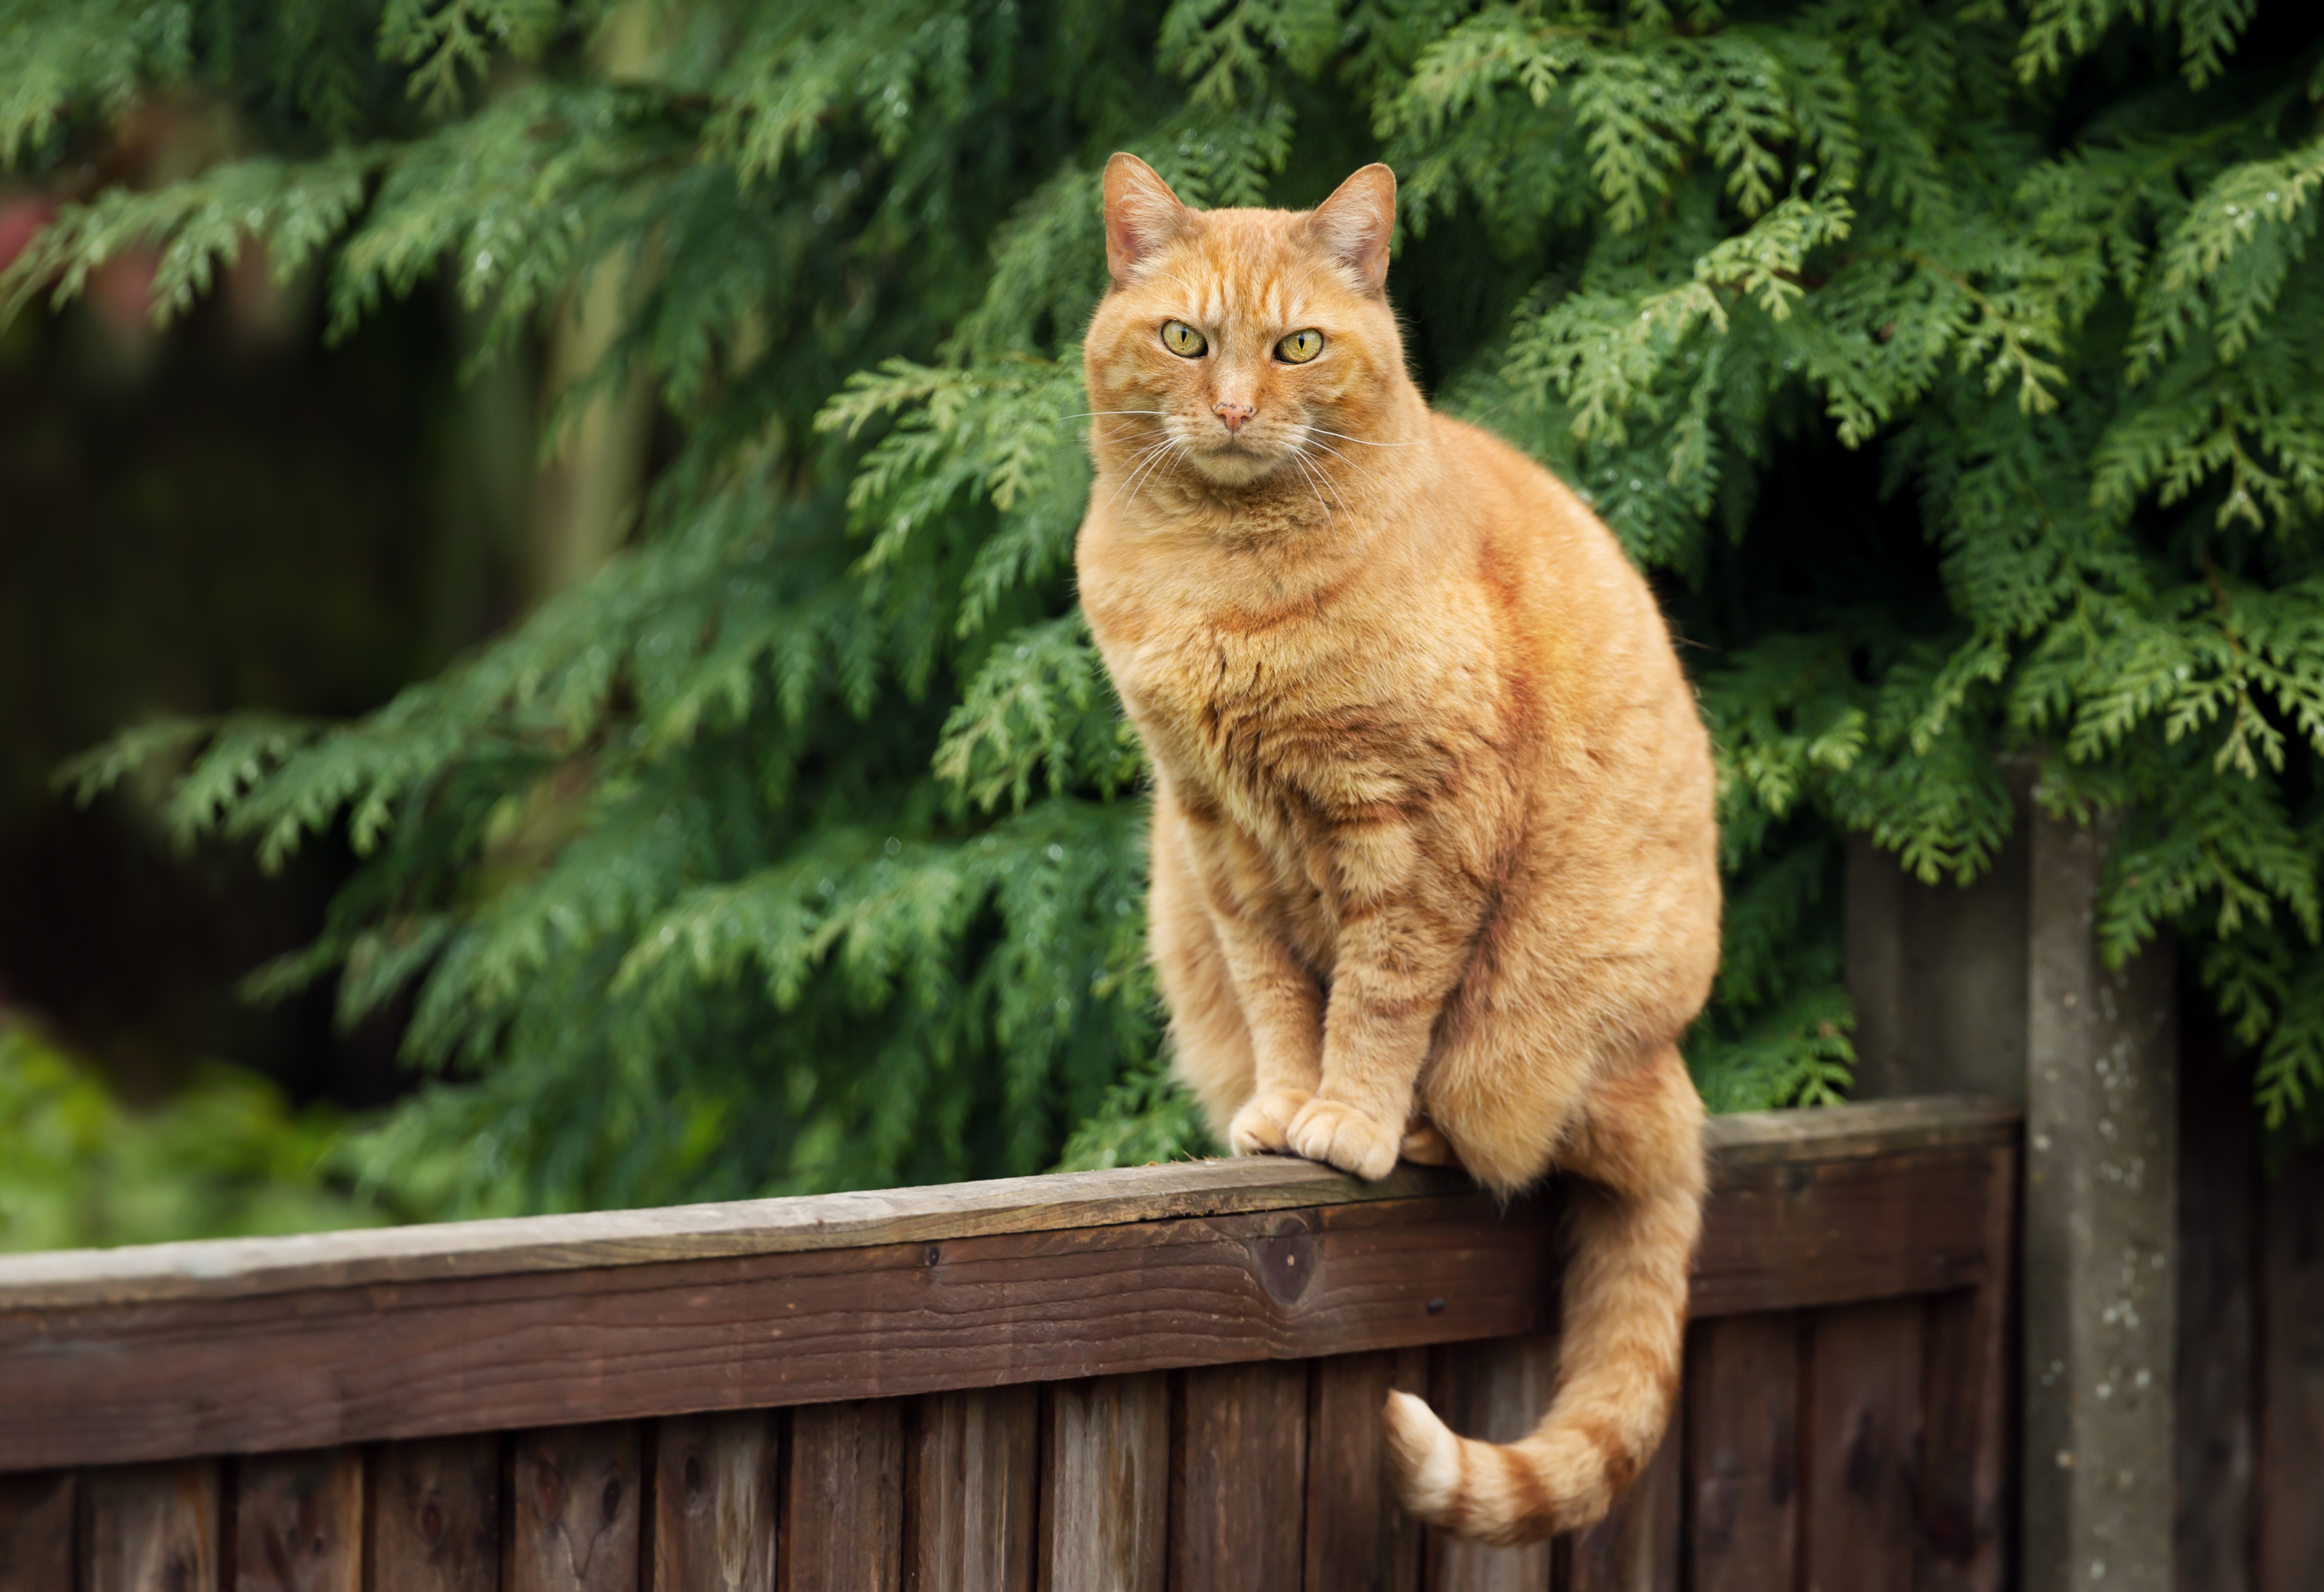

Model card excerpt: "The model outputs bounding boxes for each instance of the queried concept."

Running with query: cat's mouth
[1190,434,1284,485]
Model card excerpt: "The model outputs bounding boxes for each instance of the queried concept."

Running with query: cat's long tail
[1381,1045,1705,1545]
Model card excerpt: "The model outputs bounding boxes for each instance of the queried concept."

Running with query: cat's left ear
[1312,163,1397,294]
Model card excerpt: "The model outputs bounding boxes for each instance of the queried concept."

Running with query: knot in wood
[1253,1223,1318,1306]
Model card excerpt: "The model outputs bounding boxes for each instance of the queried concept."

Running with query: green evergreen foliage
[8,0,2323,1212]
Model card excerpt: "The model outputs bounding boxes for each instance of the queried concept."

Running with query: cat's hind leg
[1397,1118,1462,1168]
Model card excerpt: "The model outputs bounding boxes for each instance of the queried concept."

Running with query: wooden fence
[0,1096,2014,1592]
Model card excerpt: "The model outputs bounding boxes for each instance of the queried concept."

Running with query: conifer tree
[5,0,2320,1212]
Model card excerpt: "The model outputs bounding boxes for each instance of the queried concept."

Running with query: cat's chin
[1187,441,1287,489]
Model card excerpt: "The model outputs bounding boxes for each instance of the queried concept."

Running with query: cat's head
[1085,155,1409,492]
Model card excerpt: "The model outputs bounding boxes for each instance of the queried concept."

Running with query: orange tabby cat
[1074,154,1720,1543]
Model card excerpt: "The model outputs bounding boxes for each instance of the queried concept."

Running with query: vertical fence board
[653,1411,779,1592]
[1038,1374,1165,1592]
[1917,1148,2015,1592]
[0,1472,75,1592]
[86,1460,222,1592]
[1170,1360,1307,1592]
[1686,1315,1800,1592]
[2260,1150,2324,1592]
[1305,1349,1426,1592]
[235,1448,363,1592]
[782,1400,902,1592]
[1917,1290,2009,1592]
[1563,1411,1681,1592]
[2178,1035,2256,1592]
[1802,1300,1924,1592]
[904,1386,1037,1592]
[370,1436,500,1592]
[507,1423,643,1592]
[1422,1333,1558,1592]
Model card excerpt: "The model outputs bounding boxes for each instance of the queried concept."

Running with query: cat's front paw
[1228,1087,1312,1156]
[1287,1096,1402,1181]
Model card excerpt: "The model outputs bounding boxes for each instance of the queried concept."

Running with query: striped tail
[1382,1072,1703,1545]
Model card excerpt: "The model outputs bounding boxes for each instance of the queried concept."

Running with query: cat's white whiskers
[1111,442,1181,497]
[1098,431,1172,466]
[1305,438,1390,493]
[1304,425,1419,448]
[1112,435,1187,512]
[1286,451,1353,524]
[1104,438,1181,511]
[1291,454,1334,525]
[1312,456,1357,521]
[1122,440,1188,513]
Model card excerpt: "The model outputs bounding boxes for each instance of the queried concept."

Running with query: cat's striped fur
[1074,154,1716,1544]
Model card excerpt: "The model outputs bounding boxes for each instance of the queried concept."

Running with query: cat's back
[1419,409,1717,968]
[1420,411,1697,728]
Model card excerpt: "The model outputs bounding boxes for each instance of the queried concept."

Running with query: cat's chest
[1104,618,1411,830]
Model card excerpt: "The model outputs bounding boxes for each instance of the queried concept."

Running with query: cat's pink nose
[1213,400,1254,433]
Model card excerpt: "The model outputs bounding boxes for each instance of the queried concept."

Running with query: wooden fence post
[1849,792,2181,1591]
[2023,807,2177,1592]
[1844,828,2031,1105]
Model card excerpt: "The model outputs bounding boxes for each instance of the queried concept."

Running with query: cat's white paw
[1287,1095,1401,1180]
[1228,1087,1312,1155]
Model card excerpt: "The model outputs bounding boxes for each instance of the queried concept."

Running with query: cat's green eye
[1160,321,1208,357]
[1276,328,1325,364]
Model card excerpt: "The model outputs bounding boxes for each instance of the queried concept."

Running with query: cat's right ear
[1104,153,1188,283]
[1312,163,1396,294]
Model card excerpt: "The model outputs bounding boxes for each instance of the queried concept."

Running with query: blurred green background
[1,129,534,1241]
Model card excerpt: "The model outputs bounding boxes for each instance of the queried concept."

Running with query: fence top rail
[0,1094,2013,1313]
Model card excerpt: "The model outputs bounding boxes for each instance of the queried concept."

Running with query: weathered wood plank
[783,1400,902,1592]
[0,1160,1469,1311]
[507,1423,643,1592]
[0,1471,74,1592]
[1705,1095,2016,1166]
[367,1436,500,1592]
[2,1136,2015,1474]
[1914,1138,2015,1592]
[1422,1333,1557,1592]
[652,1411,779,1592]
[1037,1375,1165,1592]
[1305,1349,1426,1592]
[1686,1315,1800,1592]
[1563,1414,1680,1592]
[1801,1300,1923,1591]
[903,1386,1037,1592]
[235,1447,362,1592]
[0,1099,2014,1313]
[85,1460,221,1592]
[0,1197,1552,1471]
[2177,1036,2255,1592]
[1170,1360,1308,1592]
[2259,1148,2324,1592]
[1690,1144,2009,1319]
